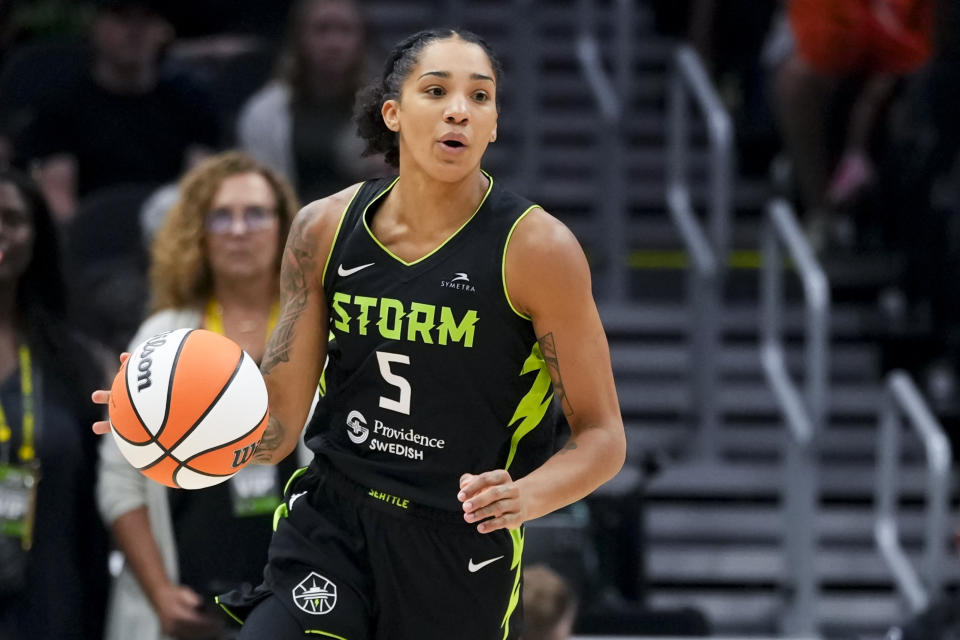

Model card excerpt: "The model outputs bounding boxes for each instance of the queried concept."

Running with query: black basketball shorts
[217,461,524,640]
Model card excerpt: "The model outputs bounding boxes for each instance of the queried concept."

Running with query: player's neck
[212,272,278,312]
[390,168,488,233]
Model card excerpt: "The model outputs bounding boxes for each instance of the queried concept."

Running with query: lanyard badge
[0,346,40,550]
[204,303,282,517]
[230,465,281,517]
[0,463,39,550]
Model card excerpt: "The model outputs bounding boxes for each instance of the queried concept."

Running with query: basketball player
[94,28,625,640]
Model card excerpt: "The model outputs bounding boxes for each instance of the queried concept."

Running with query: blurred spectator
[64,182,155,353]
[237,0,385,203]
[96,151,302,640]
[0,166,108,639]
[15,0,221,222]
[871,0,960,404]
[522,564,578,640]
[772,0,933,251]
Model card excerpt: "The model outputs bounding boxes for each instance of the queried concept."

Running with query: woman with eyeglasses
[95,151,303,640]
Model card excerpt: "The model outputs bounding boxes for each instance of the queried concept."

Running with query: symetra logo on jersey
[330,293,478,347]
[441,271,476,293]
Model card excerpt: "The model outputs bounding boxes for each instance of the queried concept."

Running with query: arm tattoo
[254,415,286,463]
[538,332,574,417]
[261,212,317,375]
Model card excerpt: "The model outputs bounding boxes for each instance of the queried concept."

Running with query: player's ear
[382,100,400,133]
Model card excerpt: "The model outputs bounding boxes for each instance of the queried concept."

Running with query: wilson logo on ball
[108,328,270,490]
[232,441,260,468]
[136,331,171,391]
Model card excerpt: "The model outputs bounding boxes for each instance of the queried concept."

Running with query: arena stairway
[362,2,956,638]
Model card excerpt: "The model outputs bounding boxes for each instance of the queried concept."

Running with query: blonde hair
[149,151,298,312]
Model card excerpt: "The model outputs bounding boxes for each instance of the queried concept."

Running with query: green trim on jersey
[272,502,287,531]
[501,205,539,321]
[283,467,308,494]
[500,528,525,640]
[321,184,366,289]
[272,467,309,530]
[214,597,244,626]
[305,630,349,639]
[362,172,494,267]
[504,342,554,470]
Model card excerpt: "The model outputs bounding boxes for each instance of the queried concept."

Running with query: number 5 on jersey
[376,351,411,415]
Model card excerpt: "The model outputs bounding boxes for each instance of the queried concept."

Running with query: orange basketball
[108,328,269,489]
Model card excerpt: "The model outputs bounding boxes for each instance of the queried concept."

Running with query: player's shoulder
[296,182,365,237]
[505,204,591,316]
[285,183,366,285]
[508,205,584,263]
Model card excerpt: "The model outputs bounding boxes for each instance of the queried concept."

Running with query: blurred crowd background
[1,0,959,639]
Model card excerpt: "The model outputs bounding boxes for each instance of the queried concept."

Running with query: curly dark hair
[353,28,503,167]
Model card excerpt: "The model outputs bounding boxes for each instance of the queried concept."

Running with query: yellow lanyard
[203,299,280,341]
[0,346,35,464]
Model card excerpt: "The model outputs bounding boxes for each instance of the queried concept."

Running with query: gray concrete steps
[616,380,881,418]
[646,503,954,547]
[648,589,904,637]
[598,302,883,340]
[611,342,878,381]
[648,546,960,586]
[644,462,939,502]
[625,422,921,463]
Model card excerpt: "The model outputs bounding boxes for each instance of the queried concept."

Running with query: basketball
[107,328,269,489]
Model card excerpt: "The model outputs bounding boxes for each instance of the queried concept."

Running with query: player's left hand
[458,470,527,534]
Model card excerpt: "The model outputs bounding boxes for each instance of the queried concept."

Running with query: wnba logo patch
[292,572,337,615]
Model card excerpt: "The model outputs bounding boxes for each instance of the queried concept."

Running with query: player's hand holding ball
[92,329,269,489]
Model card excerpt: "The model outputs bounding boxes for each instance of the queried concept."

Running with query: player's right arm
[252,184,361,465]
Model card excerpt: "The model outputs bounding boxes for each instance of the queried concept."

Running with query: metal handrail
[668,44,733,266]
[666,44,732,459]
[575,0,632,301]
[760,199,830,636]
[875,370,953,613]
[665,185,719,459]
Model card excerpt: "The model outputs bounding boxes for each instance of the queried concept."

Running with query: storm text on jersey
[330,292,479,347]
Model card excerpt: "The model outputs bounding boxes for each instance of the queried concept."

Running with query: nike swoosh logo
[468,555,504,573]
[338,262,375,277]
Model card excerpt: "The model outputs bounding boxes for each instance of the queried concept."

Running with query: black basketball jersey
[304,173,561,512]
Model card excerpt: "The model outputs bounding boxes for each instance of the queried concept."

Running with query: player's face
[204,172,281,283]
[383,37,498,182]
[0,181,34,285]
